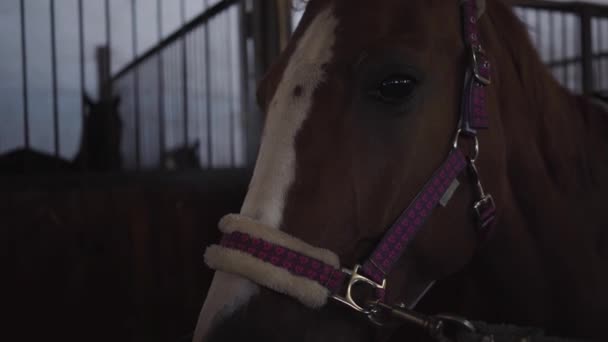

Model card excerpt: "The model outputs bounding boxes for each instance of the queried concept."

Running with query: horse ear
[476,0,486,19]
[192,140,200,150]
[83,92,95,108]
[112,95,121,108]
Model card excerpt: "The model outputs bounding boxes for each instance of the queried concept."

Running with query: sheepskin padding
[203,214,343,309]
[218,214,340,268]
[205,245,331,308]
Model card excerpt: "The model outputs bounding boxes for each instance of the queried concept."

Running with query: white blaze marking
[192,7,338,342]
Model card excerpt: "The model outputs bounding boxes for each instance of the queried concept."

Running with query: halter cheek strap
[204,0,495,314]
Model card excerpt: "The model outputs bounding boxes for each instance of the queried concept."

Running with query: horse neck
[441,2,608,334]
[70,112,89,169]
[486,1,608,231]
[72,108,122,172]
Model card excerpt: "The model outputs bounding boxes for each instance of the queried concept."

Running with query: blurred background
[1,0,606,341]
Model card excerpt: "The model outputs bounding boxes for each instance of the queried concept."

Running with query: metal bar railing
[131,0,141,170]
[562,12,568,87]
[599,19,606,90]
[78,0,87,169]
[227,9,236,166]
[10,0,606,176]
[581,7,593,94]
[515,1,608,95]
[204,18,213,167]
[112,0,240,81]
[544,52,608,68]
[20,0,30,150]
[157,0,166,169]
[50,0,60,158]
[105,0,112,83]
[513,0,608,16]
[181,0,189,148]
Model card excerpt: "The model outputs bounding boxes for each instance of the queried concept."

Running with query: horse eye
[371,75,417,104]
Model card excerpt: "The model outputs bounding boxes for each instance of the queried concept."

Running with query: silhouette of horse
[163,141,202,171]
[194,1,608,341]
[0,93,122,174]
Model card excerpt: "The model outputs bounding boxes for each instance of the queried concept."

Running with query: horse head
[163,140,202,170]
[194,0,608,341]
[76,92,123,171]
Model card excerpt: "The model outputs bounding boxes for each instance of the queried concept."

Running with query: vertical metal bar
[20,0,30,150]
[549,10,555,65]
[103,0,113,182]
[132,0,141,169]
[227,8,235,167]
[174,43,180,147]
[562,12,569,90]
[169,43,175,152]
[594,18,601,91]
[535,9,542,55]
[181,0,189,146]
[105,0,112,78]
[581,8,593,95]
[50,0,60,157]
[78,0,86,169]
[205,19,213,167]
[158,0,166,168]
[193,27,201,161]
[239,0,250,165]
[595,18,608,91]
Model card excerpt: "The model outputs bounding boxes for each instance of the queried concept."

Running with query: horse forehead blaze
[193,6,338,341]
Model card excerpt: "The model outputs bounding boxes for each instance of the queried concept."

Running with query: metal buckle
[453,129,480,162]
[468,156,496,231]
[331,265,386,315]
[471,46,491,86]
[368,303,477,340]
[474,194,495,216]
[373,302,445,337]
[474,194,496,229]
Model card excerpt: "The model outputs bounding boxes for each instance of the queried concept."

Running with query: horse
[0,93,122,174]
[162,140,202,171]
[193,0,608,341]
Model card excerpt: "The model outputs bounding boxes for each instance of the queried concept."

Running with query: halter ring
[471,46,491,85]
[331,265,386,315]
[453,129,480,162]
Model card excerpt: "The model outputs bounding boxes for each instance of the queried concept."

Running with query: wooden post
[96,45,112,101]
[276,0,292,52]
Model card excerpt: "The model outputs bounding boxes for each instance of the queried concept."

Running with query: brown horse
[194,0,608,341]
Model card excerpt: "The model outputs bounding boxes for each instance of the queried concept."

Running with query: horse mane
[485,0,608,194]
